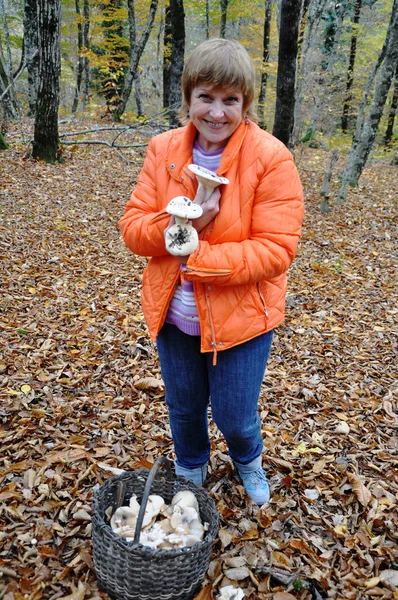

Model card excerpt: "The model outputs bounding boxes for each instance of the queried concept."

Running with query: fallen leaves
[0,133,397,600]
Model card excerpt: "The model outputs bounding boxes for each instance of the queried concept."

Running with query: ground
[0,121,397,600]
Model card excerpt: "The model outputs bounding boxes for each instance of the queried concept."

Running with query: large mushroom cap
[166,196,203,219]
[188,164,229,187]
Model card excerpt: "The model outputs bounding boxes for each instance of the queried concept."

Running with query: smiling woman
[119,38,304,506]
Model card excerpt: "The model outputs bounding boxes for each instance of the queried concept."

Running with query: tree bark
[32,0,61,163]
[384,64,398,145]
[116,0,159,118]
[220,0,229,38]
[0,0,18,117]
[272,0,303,148]
[206,0,210,39]
[293,0,329,145]
[134,69,145,117]
[82,0,90,109]
[341,0,362,132]
[163,2,172,108]
[337,0,398,200]
[308,1,347,136]
[168,0,185,127]
[258,0,272,130]
[72,0,84,114]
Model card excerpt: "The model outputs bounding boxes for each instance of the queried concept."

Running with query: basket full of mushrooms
[92,456,219,600]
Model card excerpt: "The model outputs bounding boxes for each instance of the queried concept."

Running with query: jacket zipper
[204,284,218,366]
[257,282,269,317]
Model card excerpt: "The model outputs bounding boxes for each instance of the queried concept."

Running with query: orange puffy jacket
[119,120,304,363]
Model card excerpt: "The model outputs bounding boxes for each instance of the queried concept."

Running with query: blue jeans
[156,323,274,470]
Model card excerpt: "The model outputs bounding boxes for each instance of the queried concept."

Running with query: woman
[119,38,304,505]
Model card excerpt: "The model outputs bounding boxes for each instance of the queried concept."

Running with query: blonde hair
[179,38,257,123]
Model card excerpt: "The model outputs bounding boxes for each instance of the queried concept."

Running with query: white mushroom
[164,196,203,256]
[188,164,229,201]
[110,506,137,531]
[170,505,205,539]
[171,490,199,513]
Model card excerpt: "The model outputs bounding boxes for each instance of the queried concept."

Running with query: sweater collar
[166,119,249,180]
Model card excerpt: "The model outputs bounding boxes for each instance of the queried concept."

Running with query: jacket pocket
[256,282,269,317]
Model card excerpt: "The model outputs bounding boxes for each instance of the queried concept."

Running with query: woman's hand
[192,185,221,232]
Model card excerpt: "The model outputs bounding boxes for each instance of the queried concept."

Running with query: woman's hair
[179,38,257,123]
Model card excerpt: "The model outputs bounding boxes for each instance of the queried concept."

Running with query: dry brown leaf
[56,581,87,600]
[348,472,372,506]
[134,377,164,390]
[273,593,297,600]
[312,458,327,473]
[223,567,250,581]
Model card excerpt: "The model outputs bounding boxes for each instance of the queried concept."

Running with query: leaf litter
[0,122,397,599]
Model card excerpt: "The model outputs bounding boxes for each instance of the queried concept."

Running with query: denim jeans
[156,323,274,470]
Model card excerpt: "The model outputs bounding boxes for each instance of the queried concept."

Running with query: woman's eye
[199,94,211,100]
[226,97,238,104]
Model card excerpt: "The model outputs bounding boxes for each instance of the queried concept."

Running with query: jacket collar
[166,119,250,180]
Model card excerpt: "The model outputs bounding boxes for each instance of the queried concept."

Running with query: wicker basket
[92,456,219,600]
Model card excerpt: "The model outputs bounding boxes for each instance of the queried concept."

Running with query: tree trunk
[168,0,185,127]
[134,69,145,117]
[320,148,338,212]
[337,0,398,200]
[272,0,303,148]
[163,2,172,108]
[220,0,229,38]
[293,0,329,145]
[258,0,272,130]
[308,1,347,136]
[0,0,18,117]
[206,0,210,38]
[32,0,61,163]
[384,65,398,145]
[116,0,158,119]
[82,0,90,110]
[72,0,84,114]
[341,0,362,132]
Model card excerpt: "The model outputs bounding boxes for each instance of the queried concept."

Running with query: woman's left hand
[192,186,221,232]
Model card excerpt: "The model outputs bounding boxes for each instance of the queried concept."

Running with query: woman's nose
[209,100,224,119]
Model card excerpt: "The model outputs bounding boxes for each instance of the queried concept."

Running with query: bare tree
[384,64,398,145]
[307,0,347,136]
[116,0,159,119]
[0,0,18,118]
[272,0,303,148]
[341,0,362,132]
[220,0,229,38]
[72,0,84,114]
[168,0,185,127]
[337,0,398,200]
[23,0,40,116]
[32,0,61,163]
[258,0,272,130]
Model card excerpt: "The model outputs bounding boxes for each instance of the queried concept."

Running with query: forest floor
[0,119,397,600]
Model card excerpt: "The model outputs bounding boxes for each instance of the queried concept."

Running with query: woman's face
[189,86,244,152]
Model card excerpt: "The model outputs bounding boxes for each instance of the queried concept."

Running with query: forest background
[0,1,397,600]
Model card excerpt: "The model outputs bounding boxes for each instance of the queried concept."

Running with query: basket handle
[132,456,173,547]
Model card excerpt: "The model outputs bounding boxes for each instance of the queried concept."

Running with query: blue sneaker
[174,461,208,487]
[234,457,270,505]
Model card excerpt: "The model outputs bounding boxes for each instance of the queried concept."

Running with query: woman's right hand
[192,185,221,233]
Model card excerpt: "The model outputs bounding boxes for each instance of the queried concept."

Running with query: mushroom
[171,490,199,514]
[110,506,137,531]
[170,505,205,540]
[164,196,203,256]
[188,164,229,201]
